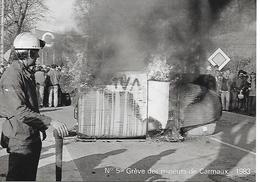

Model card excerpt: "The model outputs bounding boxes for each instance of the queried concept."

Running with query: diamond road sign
[208,48,230,70]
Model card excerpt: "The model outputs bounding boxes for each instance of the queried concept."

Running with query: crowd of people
[213,67,256,116]
[35,64,60,107]
[34,64,71,108]
[0,62,71,108]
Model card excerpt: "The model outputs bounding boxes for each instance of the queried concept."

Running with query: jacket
[35,70,46,86]
[219,77,231,92]
[0,60,51,148]
[48,69,60,86]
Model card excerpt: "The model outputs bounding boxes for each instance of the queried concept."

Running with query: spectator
[211,65,222,95]
[230,70,243,111]
[56,66,62,106]
[231,70,250,112]
[240,71,250,113]
[34,66,46,107]
[248,72,256,115]
[42,66,50,106]
[219,69,232,111]
[48,64,61,107]
[215,70,223,96]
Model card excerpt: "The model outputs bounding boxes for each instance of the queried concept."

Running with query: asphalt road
[0,106,256,181]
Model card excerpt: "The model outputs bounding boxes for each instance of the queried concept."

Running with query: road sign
[208,48,230,70]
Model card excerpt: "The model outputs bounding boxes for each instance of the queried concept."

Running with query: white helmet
[13,32,45,50]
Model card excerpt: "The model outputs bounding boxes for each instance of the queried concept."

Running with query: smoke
[208,0,233,21]
[79,0,234,80]
[86,0,157,75]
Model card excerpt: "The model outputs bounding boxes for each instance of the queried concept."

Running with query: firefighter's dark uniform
[0,60,52,181]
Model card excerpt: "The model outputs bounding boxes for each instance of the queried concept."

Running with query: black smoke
[77,0,235,81]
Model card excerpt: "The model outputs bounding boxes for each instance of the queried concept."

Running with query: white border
[256,1,259,181]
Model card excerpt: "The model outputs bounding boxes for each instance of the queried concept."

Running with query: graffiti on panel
[107,72,148,121]
[111,74,142,91]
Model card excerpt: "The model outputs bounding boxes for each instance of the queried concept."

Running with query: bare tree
[4,0,48,51]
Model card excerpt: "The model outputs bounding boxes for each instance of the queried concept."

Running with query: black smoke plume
[77,0,234,82]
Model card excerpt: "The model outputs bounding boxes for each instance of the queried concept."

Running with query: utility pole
[0,0,4,64]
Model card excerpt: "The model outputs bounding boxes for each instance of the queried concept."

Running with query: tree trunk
[16,0,29,35]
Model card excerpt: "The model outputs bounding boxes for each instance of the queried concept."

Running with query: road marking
[209,137,256,156]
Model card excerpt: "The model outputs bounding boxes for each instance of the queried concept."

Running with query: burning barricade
[73,54,222,142]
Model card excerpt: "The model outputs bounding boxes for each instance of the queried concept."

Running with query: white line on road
[209,137,256,156]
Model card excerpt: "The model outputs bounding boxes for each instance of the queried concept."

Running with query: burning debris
[71,0,254,141]
[147,54,172,81]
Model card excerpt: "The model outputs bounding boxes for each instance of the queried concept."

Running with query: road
[0,106,256,181]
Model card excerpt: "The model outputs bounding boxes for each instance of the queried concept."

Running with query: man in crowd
[0,32,68,181]
[48,64,61,107]
[248,72,256,115]
[209,65,222,96]
[219,69,232,111]
[34,65,46,107]
[230,70,249,112]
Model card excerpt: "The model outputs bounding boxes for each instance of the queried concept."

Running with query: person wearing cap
[0,32,69,181]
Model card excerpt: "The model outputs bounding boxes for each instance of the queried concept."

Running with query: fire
[147,54,173,81]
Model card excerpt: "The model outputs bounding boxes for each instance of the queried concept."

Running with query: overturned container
[75,73,222,139]
[76,72,148,139]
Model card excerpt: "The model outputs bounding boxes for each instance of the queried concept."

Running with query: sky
[36,0,77,33]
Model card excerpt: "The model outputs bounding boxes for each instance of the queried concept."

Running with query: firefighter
[0,32,69,181]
